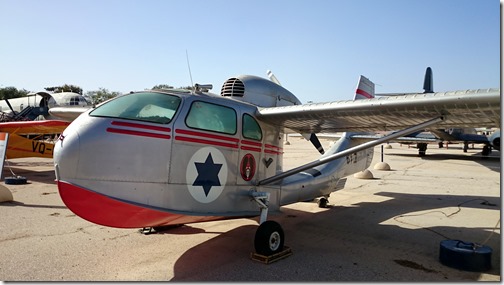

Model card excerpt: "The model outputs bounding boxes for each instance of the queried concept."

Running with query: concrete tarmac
[0,138,500,281]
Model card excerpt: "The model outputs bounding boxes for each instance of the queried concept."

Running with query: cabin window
[89,92,181,124]
[70,96,80,106]
[185,101,237,134]
[242,114,262,141]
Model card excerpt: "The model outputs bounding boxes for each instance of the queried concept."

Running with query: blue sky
[0,0,500,102]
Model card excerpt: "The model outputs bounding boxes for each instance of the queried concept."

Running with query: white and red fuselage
[54,79,373,229]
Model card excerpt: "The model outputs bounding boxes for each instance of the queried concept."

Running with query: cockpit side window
[242,114,262,141]
[70,96,80,106]
[89,92,181,124]
[185,101,237,134]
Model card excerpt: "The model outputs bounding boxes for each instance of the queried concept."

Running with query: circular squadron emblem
[240,153,256,181]
[186,147,228,203]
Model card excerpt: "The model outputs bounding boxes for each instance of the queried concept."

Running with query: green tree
[45,84,83,95]
[85,88,120,106]
[152,84,174,90]
[0,86,29,100]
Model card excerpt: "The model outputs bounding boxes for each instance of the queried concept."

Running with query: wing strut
[257,116,444,186]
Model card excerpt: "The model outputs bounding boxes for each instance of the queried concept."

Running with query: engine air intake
[221,78,245,97]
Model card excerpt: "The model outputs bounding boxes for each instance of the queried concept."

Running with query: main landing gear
[318,195,329,208]
[251,191,290,260]
[482,144,492,156]
[417,143,428,157]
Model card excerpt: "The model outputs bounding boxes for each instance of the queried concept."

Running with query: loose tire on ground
[254,221,284,256]
[4,176,27,185]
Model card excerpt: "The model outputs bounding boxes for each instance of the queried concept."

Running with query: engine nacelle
[220,75,301,108]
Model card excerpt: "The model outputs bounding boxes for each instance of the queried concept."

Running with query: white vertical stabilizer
[354,75,375,100]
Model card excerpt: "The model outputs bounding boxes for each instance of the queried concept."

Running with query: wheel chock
[250,246,292,264]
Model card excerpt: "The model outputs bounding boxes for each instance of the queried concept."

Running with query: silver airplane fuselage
[54,83,372,229]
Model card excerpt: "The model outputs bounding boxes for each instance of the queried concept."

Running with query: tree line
[0,83,192,105]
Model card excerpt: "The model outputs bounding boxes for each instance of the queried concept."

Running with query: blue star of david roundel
[186,147,228,203]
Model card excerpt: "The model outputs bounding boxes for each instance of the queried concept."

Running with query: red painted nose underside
[57,180,224,228]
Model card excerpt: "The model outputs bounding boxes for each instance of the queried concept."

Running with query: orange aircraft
[0,120,69,159]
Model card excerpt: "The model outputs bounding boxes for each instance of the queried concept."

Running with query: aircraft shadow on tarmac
[1,200,67,209]
[384,152,501,173]
[141,224,225,235]
[170,192,500,281]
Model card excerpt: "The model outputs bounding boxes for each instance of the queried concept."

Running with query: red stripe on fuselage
[107,121,171,139]
[240,146,261,152]
[174,129,239,149]
[111,121,171,133]
[107,128,171,139]
[264,144,283,155]
[175,136,239,149]
[57,180,225,228]
[241,140,262,147]
[175,129,239,142]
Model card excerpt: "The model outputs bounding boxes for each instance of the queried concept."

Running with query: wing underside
[256,89,500,133]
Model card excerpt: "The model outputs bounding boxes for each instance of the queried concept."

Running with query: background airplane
[0,91,91,121]
[374,67,500,156]
[53,71,500,256]
[0,91,85,162]
[0,120,69,160]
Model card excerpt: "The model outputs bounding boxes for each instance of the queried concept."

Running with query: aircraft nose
[54,126,80,181]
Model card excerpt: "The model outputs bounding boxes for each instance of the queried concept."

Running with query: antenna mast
[185,50,194,90]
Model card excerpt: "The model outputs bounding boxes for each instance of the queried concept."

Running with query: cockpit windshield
[89,92,181,124]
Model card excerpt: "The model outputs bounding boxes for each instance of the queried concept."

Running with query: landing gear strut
[251,191,286,256]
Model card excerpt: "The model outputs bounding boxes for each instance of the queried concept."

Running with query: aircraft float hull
[57,180,231,228]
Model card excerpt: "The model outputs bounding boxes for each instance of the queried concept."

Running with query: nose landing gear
[254,220,284,255]
[250,191,292,263]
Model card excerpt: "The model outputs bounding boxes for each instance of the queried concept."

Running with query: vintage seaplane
[53,72,500,256]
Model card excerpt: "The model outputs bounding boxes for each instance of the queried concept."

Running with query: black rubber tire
[417,143,427,157]
[254,221,284,256]
[482,145,491,156]
[318,197,328,208]
[4,176,27,185]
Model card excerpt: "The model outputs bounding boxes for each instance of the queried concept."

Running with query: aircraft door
[169,100,240,201]
[237,113,263,186]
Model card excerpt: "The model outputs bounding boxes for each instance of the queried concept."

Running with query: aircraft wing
[0,120,70,159]
[48,106,92,121]
[0,120,70,134]
[256,88,500,133]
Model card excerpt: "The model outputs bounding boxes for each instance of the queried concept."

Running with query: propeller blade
[266,70,281,85]
[309,133,325,154]
[267,70,325,155]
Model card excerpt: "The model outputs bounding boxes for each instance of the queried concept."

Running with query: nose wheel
[254,220,284,255]
[251,191,287,257]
